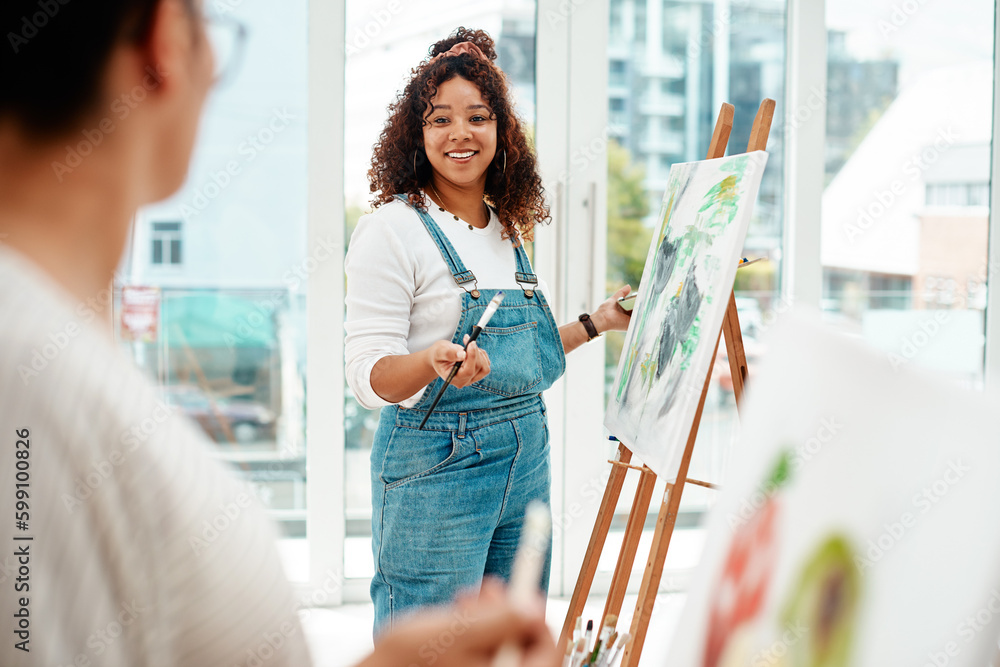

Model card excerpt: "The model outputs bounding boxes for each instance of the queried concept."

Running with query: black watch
[578,313,600,341]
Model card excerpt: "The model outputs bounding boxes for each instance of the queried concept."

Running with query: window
[118,0,310,582]
[605,0,787,578]
[634,1,646,44]
[150,221,182,266]
[926,182,991,207]
[610,59,627,87]
[869,273,913,310]
[822,0,993,387]
[341,0,538,585]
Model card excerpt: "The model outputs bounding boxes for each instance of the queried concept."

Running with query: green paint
[781,534,862,667]
[698,175,740,213]
[639,352,657,389]
[614,154,758,411]
[768,449,793,489]
[678,320,701,372]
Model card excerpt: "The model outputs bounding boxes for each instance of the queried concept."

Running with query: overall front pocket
[379,427,458,489]
[470,322,543,398]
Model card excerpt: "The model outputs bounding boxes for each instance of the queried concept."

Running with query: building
[821,62,992,382]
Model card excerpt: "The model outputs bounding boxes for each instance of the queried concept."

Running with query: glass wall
[341,0,538,581]
[604,0,787,578]
[108,0,1000,600]
[115,0,310,580]
[821,0,994,387]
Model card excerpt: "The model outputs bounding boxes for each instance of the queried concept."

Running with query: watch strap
[578,313,599,341]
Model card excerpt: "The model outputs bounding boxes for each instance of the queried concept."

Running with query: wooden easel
[558,99,775,666]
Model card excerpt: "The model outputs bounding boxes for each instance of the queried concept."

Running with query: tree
[606,139,651,292]
[605,139,651,375]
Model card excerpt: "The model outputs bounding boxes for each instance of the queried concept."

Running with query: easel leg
[563,99,774,665]
[601,465,657,626]
[620,332,723,667]
[558,444,634,651]
[722,290,748,412]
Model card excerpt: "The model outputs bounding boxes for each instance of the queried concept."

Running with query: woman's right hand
[427,338,491,388]
[356,582,557,667]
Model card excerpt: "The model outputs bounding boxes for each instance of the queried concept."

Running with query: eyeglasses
[205,12,247,86]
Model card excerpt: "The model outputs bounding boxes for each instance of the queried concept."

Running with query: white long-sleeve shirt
[0,246,311,667]
[344,194,550,410]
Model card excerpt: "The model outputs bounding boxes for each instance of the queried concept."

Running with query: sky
[826,0,994,87]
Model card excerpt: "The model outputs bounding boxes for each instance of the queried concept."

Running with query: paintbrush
[489,501,551,667]
[588,615,617,665]
[418,291,504,429]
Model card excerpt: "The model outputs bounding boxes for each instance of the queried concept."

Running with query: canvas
[605,150,768,478]
[663,314,1000,667]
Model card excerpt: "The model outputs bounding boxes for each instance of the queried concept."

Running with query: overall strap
[395,194,479,296]
[512,238,538,299]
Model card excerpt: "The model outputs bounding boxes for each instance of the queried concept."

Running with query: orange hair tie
[430,41,488,63]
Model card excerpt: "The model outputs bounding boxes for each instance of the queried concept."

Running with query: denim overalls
[369,196,566,635]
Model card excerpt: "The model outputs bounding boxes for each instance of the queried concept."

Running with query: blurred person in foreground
[0,0,556,665]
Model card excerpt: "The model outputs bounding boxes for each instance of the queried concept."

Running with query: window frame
[310,0,998,604]
[986,13,1000,389]
[302,0,346,604]
[150,221,184,266]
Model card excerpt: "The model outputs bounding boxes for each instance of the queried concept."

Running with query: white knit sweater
[344,193,551,409]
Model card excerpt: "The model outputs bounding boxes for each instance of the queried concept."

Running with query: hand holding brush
[419,292,504,429]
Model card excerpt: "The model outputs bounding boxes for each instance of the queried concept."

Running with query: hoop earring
[497,149,506,174]
[412,149,419,176]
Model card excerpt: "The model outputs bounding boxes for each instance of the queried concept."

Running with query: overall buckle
[515,272,537,299]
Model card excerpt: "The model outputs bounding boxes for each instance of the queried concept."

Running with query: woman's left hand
[592,284,634,334]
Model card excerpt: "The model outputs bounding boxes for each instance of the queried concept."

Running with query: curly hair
[367,27,549,244]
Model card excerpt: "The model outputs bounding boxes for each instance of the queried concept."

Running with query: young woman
[345,28,632,634]
[0,3,554,664]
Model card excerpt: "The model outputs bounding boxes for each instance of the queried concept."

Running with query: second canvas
[605,150,768,478]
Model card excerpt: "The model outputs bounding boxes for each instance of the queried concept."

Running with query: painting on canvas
[605,150,768,477]
[663,315,1000,667]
